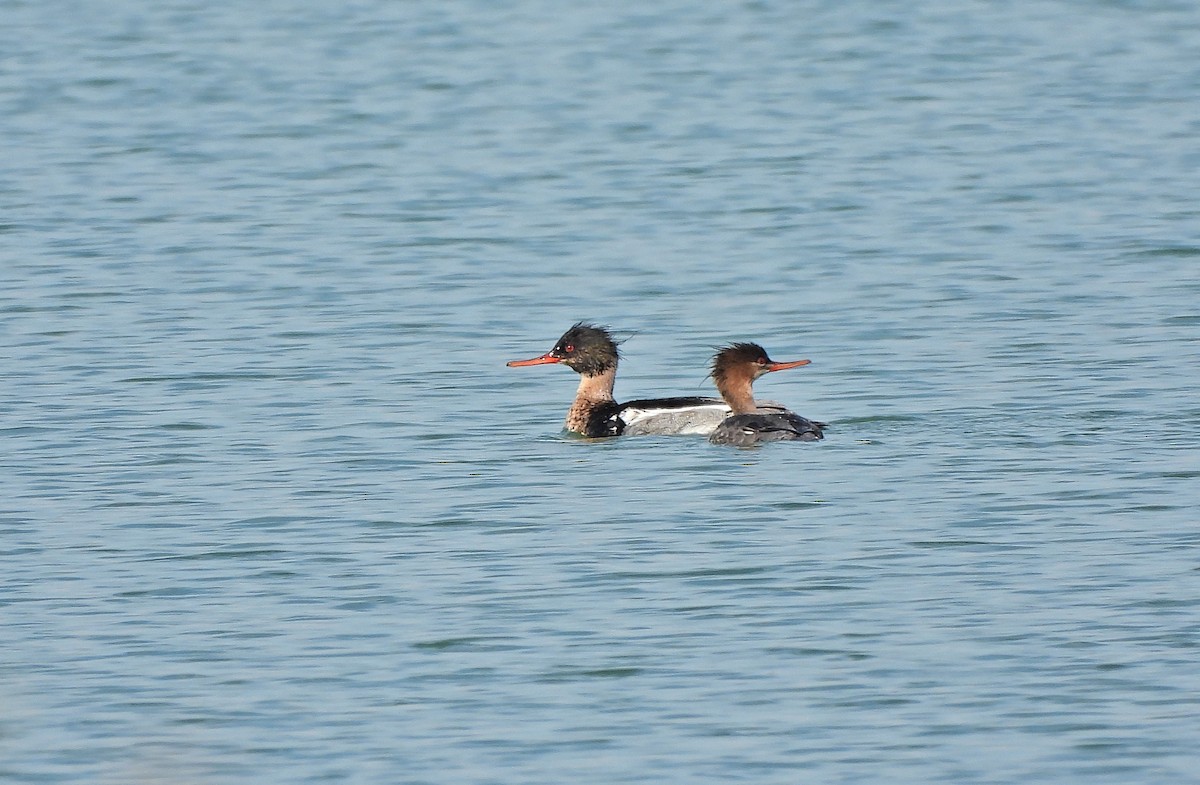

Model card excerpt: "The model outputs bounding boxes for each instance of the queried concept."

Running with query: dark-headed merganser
[707,343,825,446]
[507,323,766,437]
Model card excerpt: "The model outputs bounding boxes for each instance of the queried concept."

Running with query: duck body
[618,396,789,436]
[563,396,727,438]
[709,411,825,446]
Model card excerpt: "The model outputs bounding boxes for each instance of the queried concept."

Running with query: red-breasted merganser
[707,342,825,446]
[507,323,774,437]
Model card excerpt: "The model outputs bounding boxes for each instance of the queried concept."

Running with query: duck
[707,342,825,446]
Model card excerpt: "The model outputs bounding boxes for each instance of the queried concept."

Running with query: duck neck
[717,379,757,415]
[565,366,617,431]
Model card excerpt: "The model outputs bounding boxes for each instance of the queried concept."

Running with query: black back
[617,395,725,411]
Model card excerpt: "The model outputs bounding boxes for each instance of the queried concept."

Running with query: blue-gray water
[3,1,1199,783]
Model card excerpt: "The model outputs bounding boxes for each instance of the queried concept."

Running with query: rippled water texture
[2,1,1199,783]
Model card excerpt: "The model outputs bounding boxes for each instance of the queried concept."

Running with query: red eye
[756,357,767,365]
[564,344,575,353]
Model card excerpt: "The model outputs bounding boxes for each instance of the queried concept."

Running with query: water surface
[2,1,1199,783]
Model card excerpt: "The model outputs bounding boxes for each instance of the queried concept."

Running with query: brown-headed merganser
[507,322,771,437]
[707,342,825,446]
